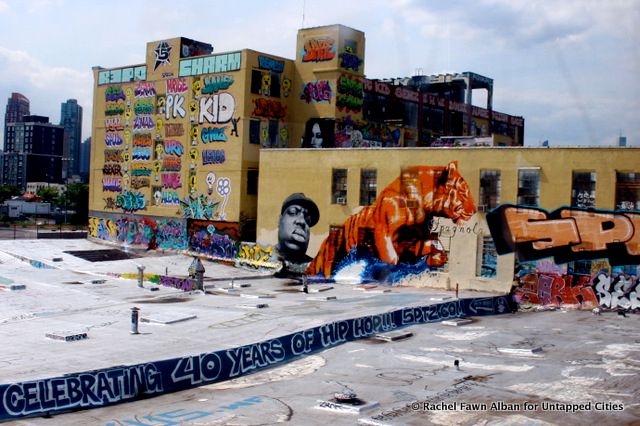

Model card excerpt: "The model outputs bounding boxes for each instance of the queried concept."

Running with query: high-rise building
[60,99,83,180]
[79,136,91,182]
[3,92,30,152]
[2,115,63,190]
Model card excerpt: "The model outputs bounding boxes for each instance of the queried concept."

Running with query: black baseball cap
[281,193,319,227]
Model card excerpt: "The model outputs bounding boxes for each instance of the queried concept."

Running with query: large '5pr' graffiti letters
[487,205,640,265]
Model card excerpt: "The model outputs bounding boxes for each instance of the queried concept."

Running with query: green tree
[37,186,61,205]
[0,185,21,203]
[62,183,89,225]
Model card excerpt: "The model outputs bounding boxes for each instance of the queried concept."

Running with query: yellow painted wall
[90,43,296,225]
[256,147,640,291]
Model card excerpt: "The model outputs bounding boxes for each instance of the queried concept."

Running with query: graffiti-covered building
[255,147,640,312]
[87,24,640,312]
[89,24,524,248]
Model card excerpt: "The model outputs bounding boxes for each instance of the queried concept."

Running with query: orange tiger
[306,161,476,278]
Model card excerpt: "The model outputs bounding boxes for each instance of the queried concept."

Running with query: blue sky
[0,0,638,148]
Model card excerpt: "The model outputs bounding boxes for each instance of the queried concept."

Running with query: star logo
[154,41,172,70]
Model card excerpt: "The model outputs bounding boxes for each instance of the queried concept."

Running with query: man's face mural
[277,193,320,262]
[279,204,311,253]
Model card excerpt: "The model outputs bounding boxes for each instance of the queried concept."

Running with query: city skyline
[0,0,637,147]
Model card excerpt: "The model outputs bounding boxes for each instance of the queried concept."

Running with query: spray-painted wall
[90,38,297,239]
[257,148,640,306]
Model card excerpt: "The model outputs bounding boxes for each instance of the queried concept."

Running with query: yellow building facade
[88,24,640,311]
[257,147,640,299]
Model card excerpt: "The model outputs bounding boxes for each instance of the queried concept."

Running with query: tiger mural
[306,161,477,278]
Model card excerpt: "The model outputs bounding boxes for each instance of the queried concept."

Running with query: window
[476,236,497,278]
[615,172,640,210]
[332,169,348,204]
[250,70,280,97]
[479,170,501,211]
[249,120,260,145]
[268,120,278,147]
[517,168,540,206]
[571,172,596,208]
[569,260,592,276]
[359,169,377,206]
[247,169,258,195]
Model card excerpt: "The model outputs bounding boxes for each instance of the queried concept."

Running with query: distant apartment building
[60,99,83,180]
[2,115,63,190]
[4,92,30,127]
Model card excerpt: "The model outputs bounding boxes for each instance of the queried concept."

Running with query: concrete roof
[0,239,638,424]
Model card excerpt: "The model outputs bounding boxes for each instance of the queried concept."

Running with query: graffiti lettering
[339,52,362,71]
[166,78,188,94]
[401,301,463,325]
[199,93,235,124]
[132,133,152,146]
[593,271,640,310]
[116,191,146,212]
[302,38,335,62]
[133,99,154,115]
[162,173,182,189]
[98,66,146,85]
[134,82,156,98]
[164,140,184,156]
[201,127,227,143]
[1,363,162,417]
[165,94,186,120]
[105,86,126,102]
[130,163,152,176]
[105,101,125,116]
[132,148,151,160]
[162,157,181,171]
[178,52,242,77]
[252,98,286,119]
[104,149,123,162]
[202,150,225,165]
[104,132,123,146]
[102,178,122,192]
[158,275,195,291]
[133,116,154,130]
[238,243,274,267]
[202,75,234,94]
[515,272,599,308]
[104,118,124,132]
[487,205,640,265]
[171,353,223,385]
[102,163,122,176]
[257,56,284,73]
[226,339,285,377]
[130,177,150,189]
[165,123,184,137]
[336,75,363,113]
[319,322,349,347]
[161,191,180,205]
[300,80,332,103]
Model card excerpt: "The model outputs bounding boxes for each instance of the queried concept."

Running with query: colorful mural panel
[187,220,240,260]
[307,161,476,282]
[88,217,187,250]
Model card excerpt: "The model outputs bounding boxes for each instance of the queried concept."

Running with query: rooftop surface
[0,238,638,425]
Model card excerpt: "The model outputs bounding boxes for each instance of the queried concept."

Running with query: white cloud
[0,45,93,145]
